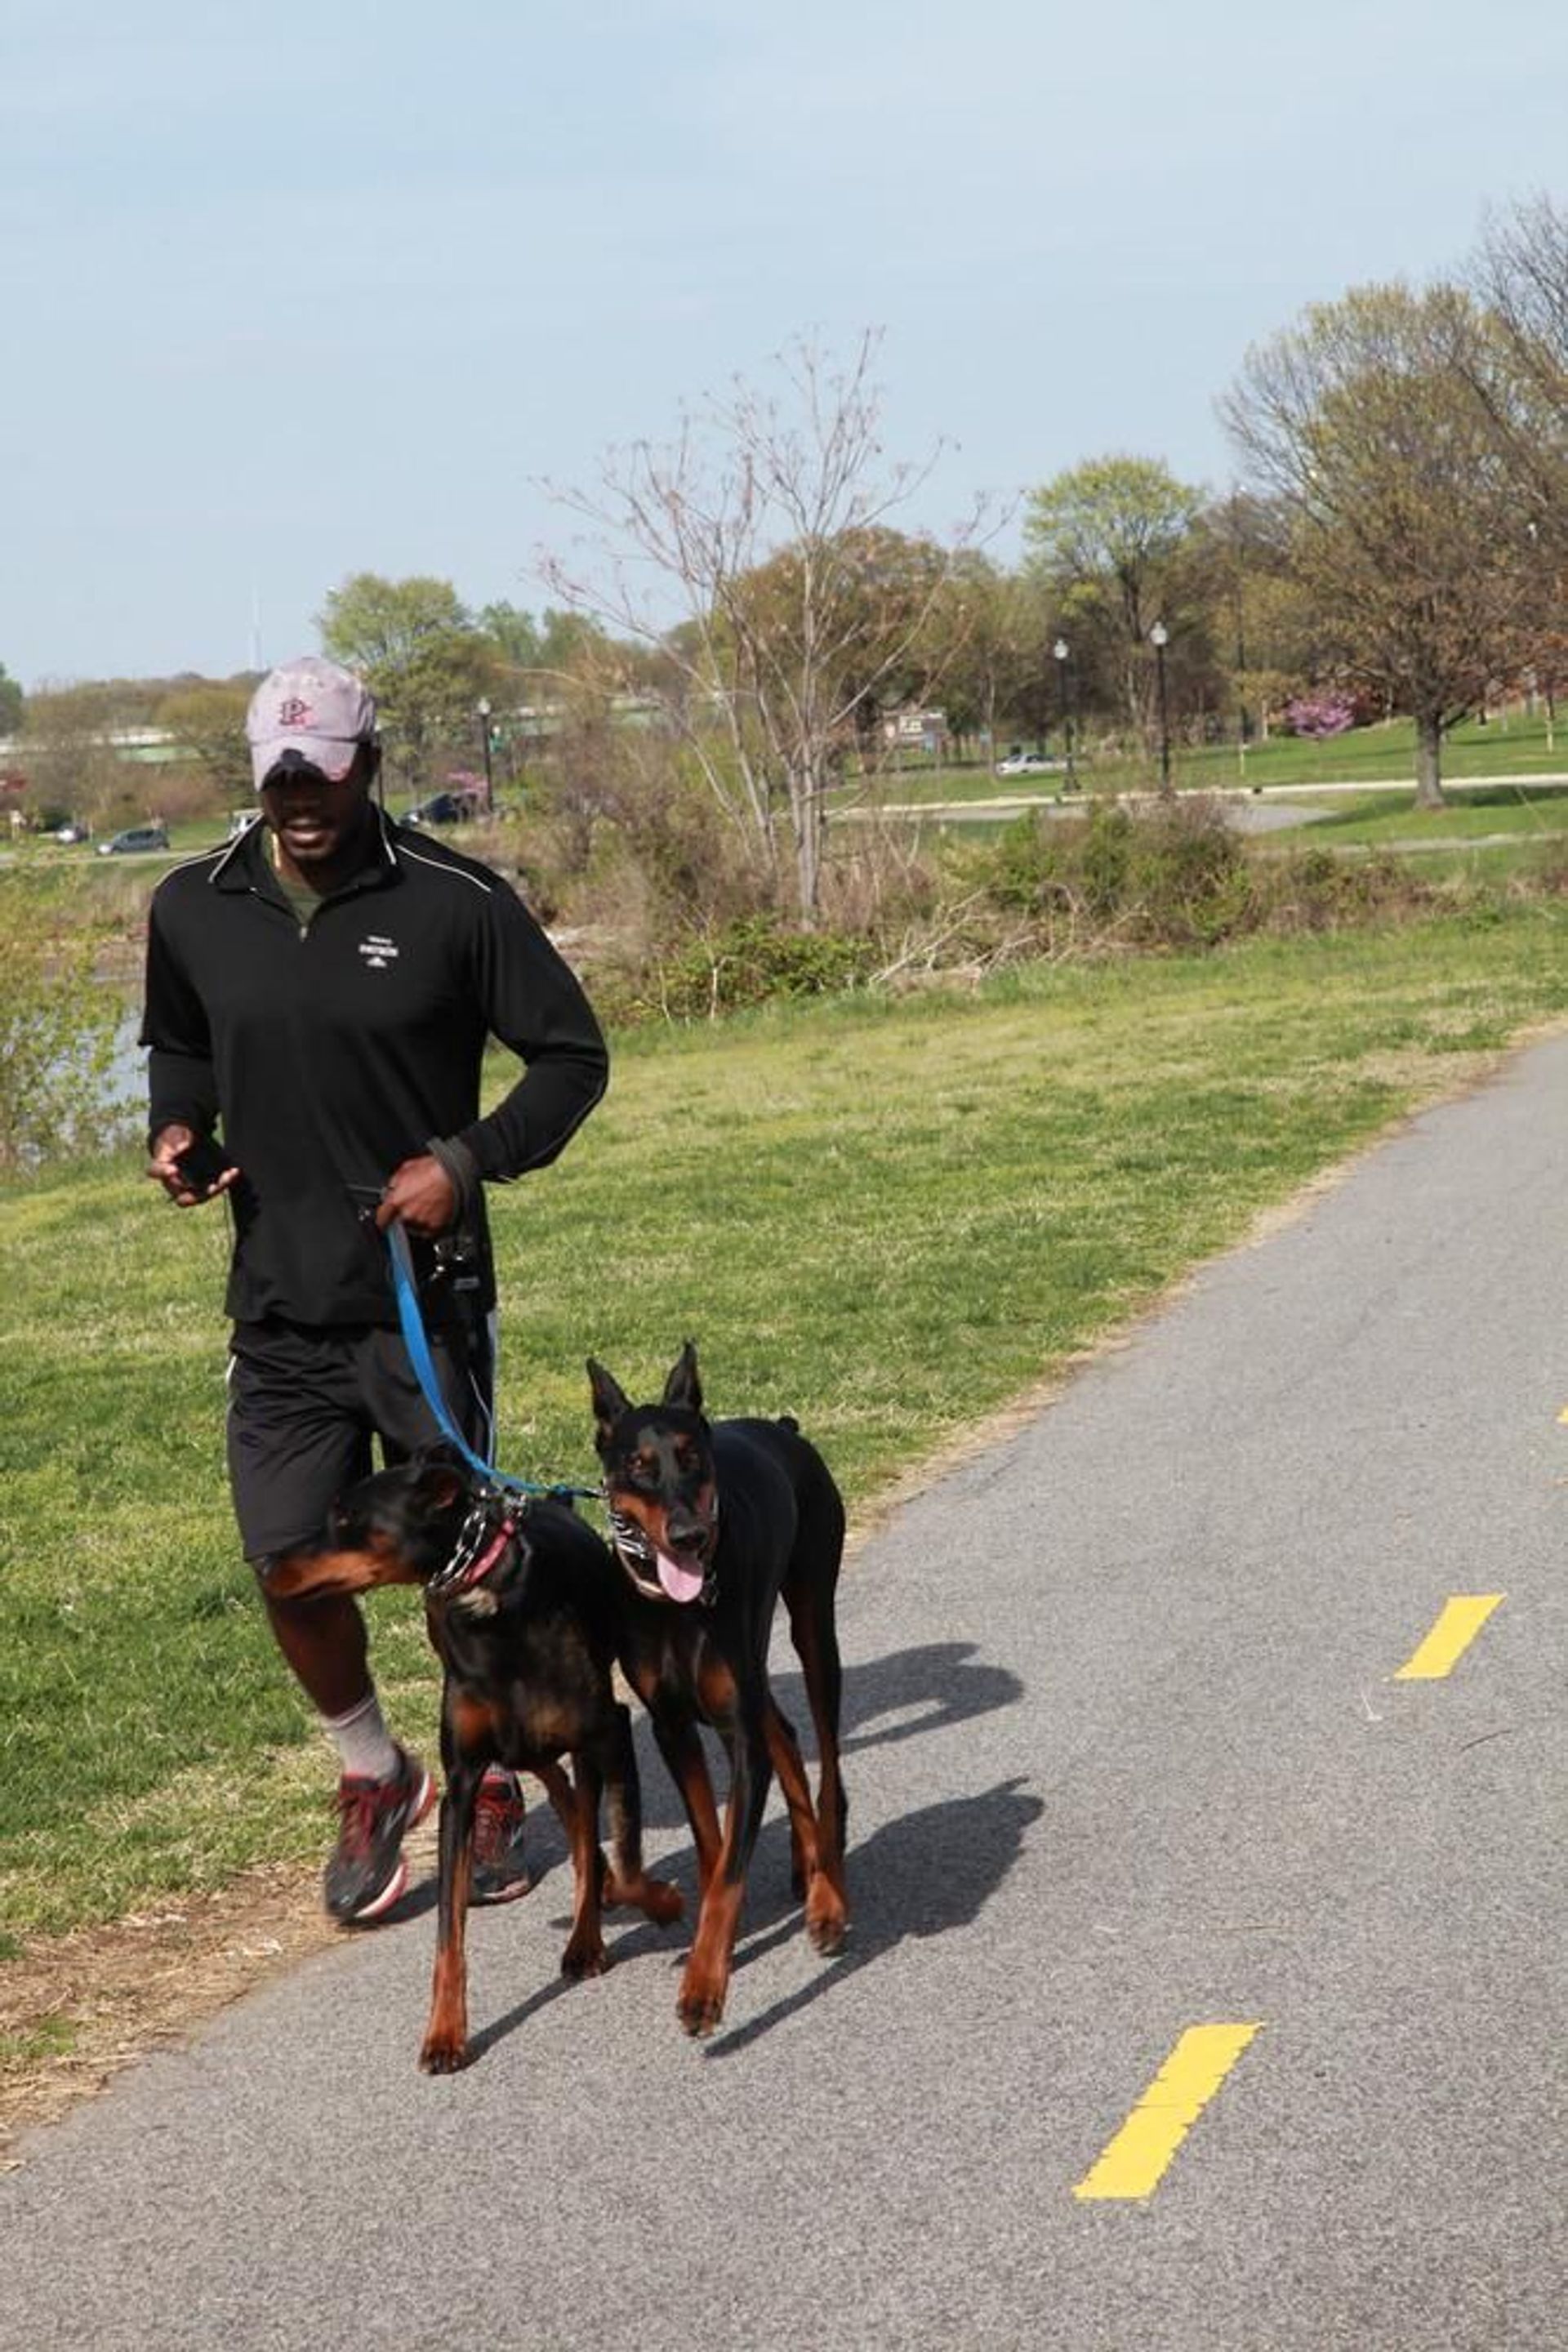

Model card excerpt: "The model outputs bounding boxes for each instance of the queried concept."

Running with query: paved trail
[6,1036,1566,2350]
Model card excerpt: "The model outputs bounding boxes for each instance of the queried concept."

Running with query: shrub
[970,795,1248,947]
[0,897,136,1169]
[1121,795,1250,946]
[639,915,878,1022]
[1254,843,1435,931]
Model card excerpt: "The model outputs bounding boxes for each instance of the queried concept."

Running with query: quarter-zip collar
[211,803,402,903]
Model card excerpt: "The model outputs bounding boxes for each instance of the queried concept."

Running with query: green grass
[4,906,1568,1936]
[1271,782,1568,845]
[857,709,1568,808]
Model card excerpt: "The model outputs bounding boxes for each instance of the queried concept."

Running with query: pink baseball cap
[246,656,378,789]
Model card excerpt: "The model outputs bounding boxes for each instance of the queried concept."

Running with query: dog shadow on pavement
[701,1775,1044,2059]
[620,1638,1024,1839]
[466,1638,1034,2064]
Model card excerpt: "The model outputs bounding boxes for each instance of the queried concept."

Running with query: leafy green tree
[154,682,253,804]
[477,600,544,675]
[0,663,22,737]
[1223,282,1544,804]
[20,684,138,830]
[318,574,496,793]
[1024,457,1207,743]
[921,555,1056,752]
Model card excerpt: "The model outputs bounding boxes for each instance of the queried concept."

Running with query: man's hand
[148,1124,239,1208]
[375,1154,457,1236]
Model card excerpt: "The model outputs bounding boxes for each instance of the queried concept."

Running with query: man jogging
[142,655,608,1923]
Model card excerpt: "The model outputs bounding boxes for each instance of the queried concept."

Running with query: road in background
[4,1035,1565,2350]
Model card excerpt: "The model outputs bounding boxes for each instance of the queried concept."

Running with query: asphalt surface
[7,1034,1566,2350]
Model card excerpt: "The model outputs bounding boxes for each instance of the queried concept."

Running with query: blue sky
[4,0,1565,688]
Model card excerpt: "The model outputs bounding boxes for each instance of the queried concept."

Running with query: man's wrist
[425,1134,480,1217]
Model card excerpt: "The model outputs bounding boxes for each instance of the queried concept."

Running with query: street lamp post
[1053,637,1076,791]
[476,696,495,816]
[1149,621,1172,797]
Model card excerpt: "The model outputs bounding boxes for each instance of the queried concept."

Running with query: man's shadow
[464,1640,1036,2064]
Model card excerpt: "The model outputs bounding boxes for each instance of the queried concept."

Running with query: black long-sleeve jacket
[140,811,608,1326]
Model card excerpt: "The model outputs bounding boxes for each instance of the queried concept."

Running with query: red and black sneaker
[471,1766,531,1904]
[323,1746,435,1925]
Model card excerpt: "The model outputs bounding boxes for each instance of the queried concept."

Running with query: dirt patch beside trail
[0,1825,435,2166]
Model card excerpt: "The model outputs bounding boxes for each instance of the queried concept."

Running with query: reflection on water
[107,1011,147,1115]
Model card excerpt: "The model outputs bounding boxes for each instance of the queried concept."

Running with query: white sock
[322,1691,401,1783]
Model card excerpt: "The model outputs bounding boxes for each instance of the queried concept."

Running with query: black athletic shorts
[225,1313,497,1561]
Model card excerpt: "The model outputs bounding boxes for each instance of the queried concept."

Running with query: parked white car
[996,751,1060,777]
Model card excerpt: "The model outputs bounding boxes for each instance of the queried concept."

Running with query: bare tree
[1222,282,1544,806]
[540,332,982,923]
[1472,195,1568,543]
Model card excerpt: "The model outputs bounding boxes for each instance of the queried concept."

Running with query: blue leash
[385,1222,600,1503]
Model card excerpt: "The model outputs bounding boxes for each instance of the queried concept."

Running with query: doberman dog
[266,1456,683,2073]
[588,1343,849,2035]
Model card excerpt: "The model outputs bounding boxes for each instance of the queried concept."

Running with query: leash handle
[383,1221,599,1503]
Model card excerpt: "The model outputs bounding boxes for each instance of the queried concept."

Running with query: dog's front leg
[679,1691,773,2037]
[599,1703,684,1927]
[421,1763,481,2074]
[559,1752,610,1980]
[650,1709,724,1895]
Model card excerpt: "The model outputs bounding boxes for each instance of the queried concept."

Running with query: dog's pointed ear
[413,1459,466,1513]
[410,1441,466,1504]
[588,1357,630,1446]
[663,1340,702,1416]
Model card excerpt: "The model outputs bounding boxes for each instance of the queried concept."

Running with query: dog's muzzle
[608,1508,718,1608]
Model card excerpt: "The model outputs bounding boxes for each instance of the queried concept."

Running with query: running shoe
[471,1766,531,1904]
[323,1745,435,1925]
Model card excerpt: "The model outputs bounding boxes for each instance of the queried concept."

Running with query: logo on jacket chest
[357,932,401,970]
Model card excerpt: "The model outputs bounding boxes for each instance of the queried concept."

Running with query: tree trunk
[791,763,825,925]
[1413,712,1446,809]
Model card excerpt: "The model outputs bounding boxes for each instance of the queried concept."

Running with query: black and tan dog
[267,1459,683,2073]
[588,1343,849,2034]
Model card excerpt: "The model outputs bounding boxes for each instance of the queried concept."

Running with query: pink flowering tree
[1284,691,1356,740]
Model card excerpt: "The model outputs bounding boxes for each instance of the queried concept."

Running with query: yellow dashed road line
[1072,2023,1264,2202]
[1392,1594,1505,1682]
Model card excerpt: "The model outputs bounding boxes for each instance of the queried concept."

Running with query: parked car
[404,793,467,826]
[97,823,171,857]
[55,821,91,844]
[996,751,1060,777]
[408,788,490,826]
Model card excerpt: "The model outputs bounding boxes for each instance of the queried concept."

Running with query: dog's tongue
[656,1550,706,1605]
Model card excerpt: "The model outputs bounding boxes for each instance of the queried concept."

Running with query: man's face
[259,751,373,874]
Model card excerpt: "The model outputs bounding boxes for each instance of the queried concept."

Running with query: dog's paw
[561,1932,609,1980]
[806,1911,848,1957]
[676,1972,727,2037]
[805,1881,848,1956]
[601,1869,684,1926]
[418,2033,471,2074]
